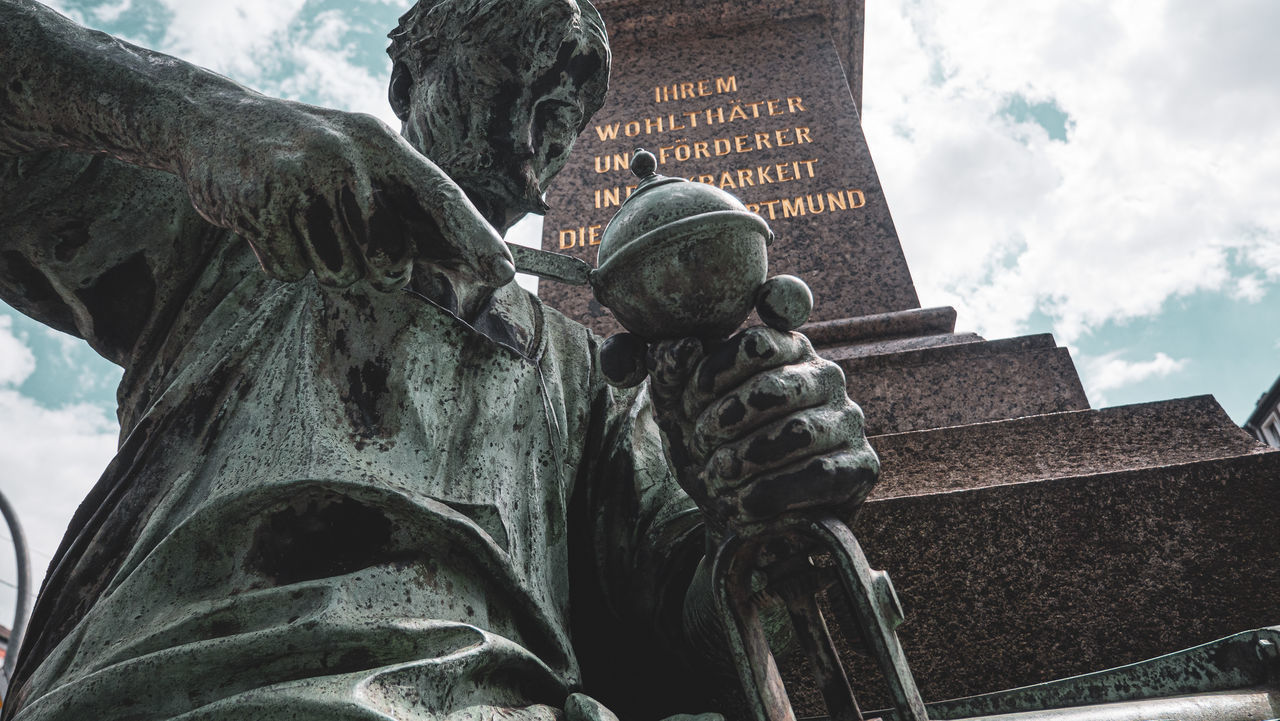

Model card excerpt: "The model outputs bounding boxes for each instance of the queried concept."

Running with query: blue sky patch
[1000,94,1073,142]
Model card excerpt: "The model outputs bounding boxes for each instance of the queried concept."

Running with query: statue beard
[404,108,549,232]
[447,159,549,232]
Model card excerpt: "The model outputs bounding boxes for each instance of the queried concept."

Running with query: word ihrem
[652,76,739,103]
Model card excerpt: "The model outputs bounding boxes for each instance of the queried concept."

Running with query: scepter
[580,149,929,721]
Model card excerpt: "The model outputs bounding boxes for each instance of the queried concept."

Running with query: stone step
[783,448,1280,715]
[822,333,1090,435]
[868,395,1273,500]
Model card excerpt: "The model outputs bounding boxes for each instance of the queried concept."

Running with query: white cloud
[38,0,86,24]
[1079,350,1188,406]
[0,318,117,632]
[274,10,400,126]
[1231,274,1266,303]
[154,0,309,80]
[0,317,36,387]
[90,0,132,24]
[133,0,401,126]
[864,1,1280,344]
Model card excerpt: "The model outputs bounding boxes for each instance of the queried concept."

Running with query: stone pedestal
[809,401,1280,713]
[541,0,916,335]
[538,1,1280,718]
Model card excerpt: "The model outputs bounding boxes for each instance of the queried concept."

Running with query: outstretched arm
[0,0,513,290]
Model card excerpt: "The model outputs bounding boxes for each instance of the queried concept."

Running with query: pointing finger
[398,153,514,288]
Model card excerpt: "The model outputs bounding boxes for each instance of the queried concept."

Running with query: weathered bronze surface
[871,626,1280,721]
[0,1,882,718]
[539,7,917,337]
[592,148,775,342]
[586,149,921,721]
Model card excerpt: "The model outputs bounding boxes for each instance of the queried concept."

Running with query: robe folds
[0,150,705,720]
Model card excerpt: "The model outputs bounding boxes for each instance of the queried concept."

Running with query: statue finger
[728,448,879,524]
[565,693,621,721]
[693,360,847,452]
[244,231,310,283]
[705,405,866,491]
[302,191,368,288]
[686,328,811,417]
[354,187,416,290]
[203,199,308,283]
[645,337,705,415]
[397,157,514,288]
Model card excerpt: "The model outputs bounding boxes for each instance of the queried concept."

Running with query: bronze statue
[0,0,878,718]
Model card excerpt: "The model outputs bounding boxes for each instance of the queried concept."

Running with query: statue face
[397,35,606,232]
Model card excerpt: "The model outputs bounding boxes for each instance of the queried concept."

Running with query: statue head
[387,0,610,231]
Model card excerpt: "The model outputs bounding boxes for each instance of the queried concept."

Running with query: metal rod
[0,487,32,692]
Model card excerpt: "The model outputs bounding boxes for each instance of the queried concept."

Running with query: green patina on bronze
[0,1,880,719]
[5,1,1268,719]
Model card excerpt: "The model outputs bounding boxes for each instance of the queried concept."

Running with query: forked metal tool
[711,516,928,721]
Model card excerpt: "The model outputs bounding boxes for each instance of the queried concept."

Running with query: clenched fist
[647,327,879,538]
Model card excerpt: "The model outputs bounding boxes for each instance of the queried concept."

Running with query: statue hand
[647,328,879,537]
[176,97,513,291]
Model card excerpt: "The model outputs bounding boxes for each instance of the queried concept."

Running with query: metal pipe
[943,688,1280,721]
[0,488,32,693]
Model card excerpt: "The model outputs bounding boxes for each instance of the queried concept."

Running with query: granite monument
[540,0,1280,715]
[0,0,882,718]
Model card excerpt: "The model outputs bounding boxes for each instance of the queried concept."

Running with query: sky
[0,0,1277,638]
